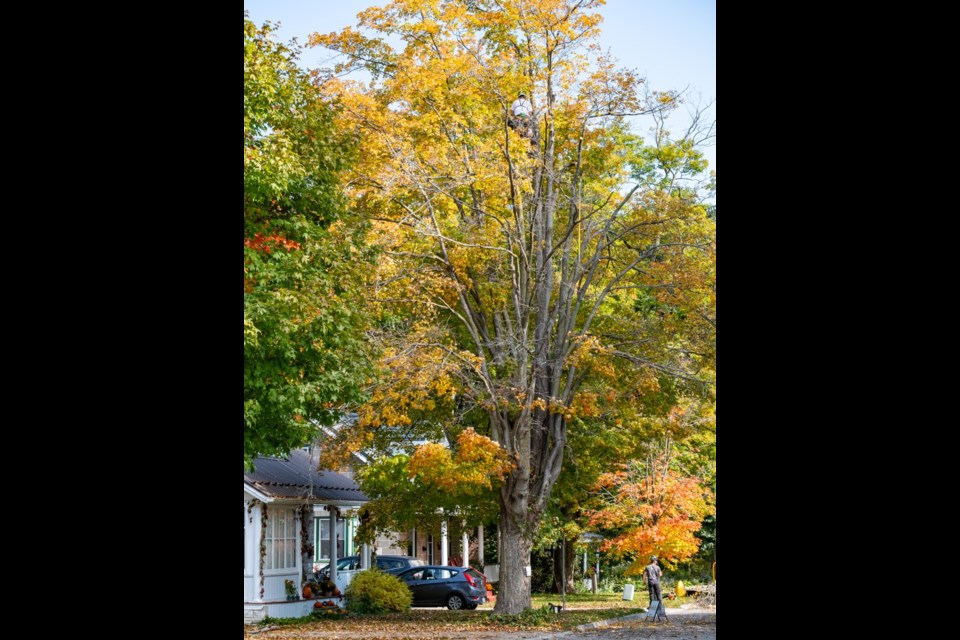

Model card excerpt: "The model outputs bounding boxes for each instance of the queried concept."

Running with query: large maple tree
[311,0,715,612]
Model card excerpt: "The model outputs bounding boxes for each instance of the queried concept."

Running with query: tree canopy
[355,428,513,545]
[289,0,714,612]
[243,16,375,468]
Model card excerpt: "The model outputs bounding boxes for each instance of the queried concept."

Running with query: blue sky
[244,0,716,172]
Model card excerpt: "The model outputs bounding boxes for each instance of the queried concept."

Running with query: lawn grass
[530,591,648,610]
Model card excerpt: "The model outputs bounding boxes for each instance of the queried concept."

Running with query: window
[264,508,297,570]
[314,516,346,561]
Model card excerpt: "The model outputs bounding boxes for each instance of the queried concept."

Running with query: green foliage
[343,569,412,614]
[243,15,375,467]
[355,430,509,544]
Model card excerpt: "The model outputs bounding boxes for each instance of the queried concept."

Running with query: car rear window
[408,559,424,566]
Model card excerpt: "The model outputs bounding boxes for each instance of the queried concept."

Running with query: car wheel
[446,593,465,610]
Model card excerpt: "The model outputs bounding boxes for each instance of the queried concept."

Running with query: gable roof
[244,448,367,505]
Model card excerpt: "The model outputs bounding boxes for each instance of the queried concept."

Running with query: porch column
[329,508,338,587]
[362,543,371,570]
[441,519,448,566]
[461,521,469,567]
[478,524,484,568]
[251,502,263,602]
[302,508,314,583]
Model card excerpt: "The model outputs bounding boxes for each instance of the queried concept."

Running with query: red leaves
[244,232,302,254]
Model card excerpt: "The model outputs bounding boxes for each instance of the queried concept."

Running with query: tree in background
[244,16,375,468]
[311,0,715,612]
[536,378,714,592]
[355,428,513,546]
[587,408,715,573]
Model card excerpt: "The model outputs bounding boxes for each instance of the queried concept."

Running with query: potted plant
[319,578,336,596]
[303,580,321,598]
[284,579,299,601]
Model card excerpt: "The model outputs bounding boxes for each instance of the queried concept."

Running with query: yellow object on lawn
[675,580,686,597]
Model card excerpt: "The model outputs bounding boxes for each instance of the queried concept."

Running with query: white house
[244,448,368,623]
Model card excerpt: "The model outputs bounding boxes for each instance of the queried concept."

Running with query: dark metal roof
[244,448,367,504]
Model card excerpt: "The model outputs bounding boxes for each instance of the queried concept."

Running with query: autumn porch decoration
[318,578,336,596]
[302,580,321,599]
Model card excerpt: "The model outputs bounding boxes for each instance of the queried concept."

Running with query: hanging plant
[259,503,268,599]
[301,503,314,557]
[247,499,261,522]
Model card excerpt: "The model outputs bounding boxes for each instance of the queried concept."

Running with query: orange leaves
[587,442,714,570]
[408,442,456,490]
[454,427,514,483]
[407,428,513,497]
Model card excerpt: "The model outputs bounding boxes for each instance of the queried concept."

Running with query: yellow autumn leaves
[408,428,514,496]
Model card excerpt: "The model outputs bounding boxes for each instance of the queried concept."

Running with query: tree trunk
[494,489,534,613]
[552,537,575,594]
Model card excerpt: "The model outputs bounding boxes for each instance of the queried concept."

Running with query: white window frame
[264,507,297,572]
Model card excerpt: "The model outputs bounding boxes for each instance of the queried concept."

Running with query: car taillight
[464,572,476,587]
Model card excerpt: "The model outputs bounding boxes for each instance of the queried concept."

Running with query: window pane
[319,519,331,559]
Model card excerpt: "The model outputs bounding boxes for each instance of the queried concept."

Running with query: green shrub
[344,569,412,614]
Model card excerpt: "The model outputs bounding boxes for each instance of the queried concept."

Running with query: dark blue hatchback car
[395,565,488,610]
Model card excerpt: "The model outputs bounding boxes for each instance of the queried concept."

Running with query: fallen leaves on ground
[243,606,646,638]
